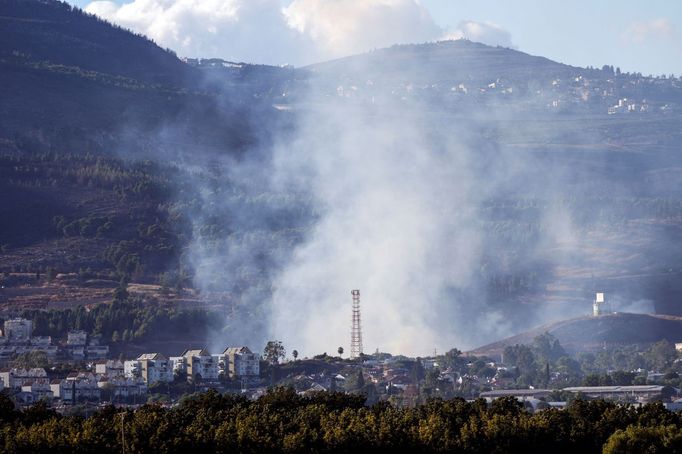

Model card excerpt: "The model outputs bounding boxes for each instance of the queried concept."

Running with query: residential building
[85,344,109,360]
[97,376,147,400]
[65,332,108,360]
[3,319,33,343]
[50,377,101,402]
[95,360,124,378]
[0,368,48,389]
[20,382,53,401]
[223,346,260,378]
[125,353,173,384]
[180,349,219,381]
[170,356,186,374]
[67,330,87,346]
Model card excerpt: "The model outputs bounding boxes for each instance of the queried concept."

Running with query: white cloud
[85,0,446,65]
[623,18,675,44]
[443,20,514,48]
[282,0,442,58]
[86,0,309,63]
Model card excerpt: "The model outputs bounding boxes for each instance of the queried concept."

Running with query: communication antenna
[350,290,363,359]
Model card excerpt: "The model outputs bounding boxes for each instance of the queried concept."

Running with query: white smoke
[265,91,488,356]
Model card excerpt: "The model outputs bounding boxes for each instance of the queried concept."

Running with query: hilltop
[306,39,577,85]
[469,312,682,357]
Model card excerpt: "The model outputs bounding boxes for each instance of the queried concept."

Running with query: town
[2,311,682,415]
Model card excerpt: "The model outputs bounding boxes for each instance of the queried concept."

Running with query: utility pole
[119,412,126,454]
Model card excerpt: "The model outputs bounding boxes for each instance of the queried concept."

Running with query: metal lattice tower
[350,290,363,359]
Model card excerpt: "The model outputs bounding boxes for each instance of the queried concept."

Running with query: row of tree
[1,389,682,452]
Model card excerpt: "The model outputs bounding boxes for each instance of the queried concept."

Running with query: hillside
[0,0,266,156]
[469,313,682,357]
[0,0,195,86]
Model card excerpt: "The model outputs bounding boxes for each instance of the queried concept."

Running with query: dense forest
[1,389,682,453]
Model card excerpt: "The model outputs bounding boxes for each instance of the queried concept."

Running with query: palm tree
[292,349,299,361]
[338,346,344,357]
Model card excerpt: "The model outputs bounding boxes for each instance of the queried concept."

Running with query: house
[51,377,101,402]
[222,346,260,379]
[67,330,87,346]
[95,360,124,378]
[20,382,53,401]
[0,368,48,389]
[85,337,109,360]
[65,331,108,360]
[97,376,147,400]
[387,375,411,391]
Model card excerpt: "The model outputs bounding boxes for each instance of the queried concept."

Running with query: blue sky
[70,0,681,74]
[422,0,682,75]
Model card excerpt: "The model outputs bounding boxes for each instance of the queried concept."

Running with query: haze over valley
[2,0,682,358]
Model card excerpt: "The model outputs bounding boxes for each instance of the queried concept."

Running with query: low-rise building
[67,330,88,346]
[86,344,109,360]
[563,385,676,402]
[20,382,53,401]
[3,318,33,343]
[0,368,48,389]
[97,376,147,400]
[95,360,124,378]
[50,377,101,402]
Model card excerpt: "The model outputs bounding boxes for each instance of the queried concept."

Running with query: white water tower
[593,292,605,317]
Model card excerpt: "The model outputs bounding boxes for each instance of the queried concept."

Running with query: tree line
[1,388,682,453]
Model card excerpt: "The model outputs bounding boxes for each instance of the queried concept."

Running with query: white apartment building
[176,349,219,381]
[124,353,173,384]
[222,346,260,378]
